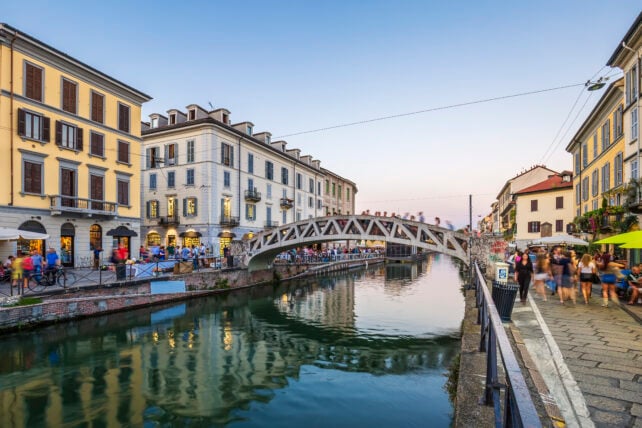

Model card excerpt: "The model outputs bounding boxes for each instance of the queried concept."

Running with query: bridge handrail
[472,261,541,428]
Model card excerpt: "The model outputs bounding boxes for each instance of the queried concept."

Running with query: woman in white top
[577,253,597,304]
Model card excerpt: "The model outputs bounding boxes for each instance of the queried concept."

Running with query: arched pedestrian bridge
[245,215,470,271]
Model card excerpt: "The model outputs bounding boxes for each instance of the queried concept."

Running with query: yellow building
[0,24,151,264]
[565,78,626,234]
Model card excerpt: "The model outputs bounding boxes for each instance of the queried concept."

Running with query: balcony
[220,215,240,227]
[50,195,117,217]
[280,198,294,209]
[244,189,262,202]
[158,215,180,226]
[264,221,279,229]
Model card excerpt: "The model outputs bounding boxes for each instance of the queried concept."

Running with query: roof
[0,23,151,103]
[495,165,558,199]
[514,174,573,195]
[607,11,642,67]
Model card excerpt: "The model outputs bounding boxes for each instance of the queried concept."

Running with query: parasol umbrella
[618,237,642,249]
[530,235,589,246]
[594,230,642,245]
[0,227,49,241]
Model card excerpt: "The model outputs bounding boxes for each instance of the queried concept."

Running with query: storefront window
[183,237,200,248]
[219,237,231,256]
[147,232,161,247]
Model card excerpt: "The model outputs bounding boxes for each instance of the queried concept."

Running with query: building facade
[513,172,574,249]
[0,24,150,265]
[322,169,357,216]
[565,79,625,219]
[140,105,357,255]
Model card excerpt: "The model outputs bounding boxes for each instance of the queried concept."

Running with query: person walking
[600,259,625,307]
[578,253,597,304]
[533,252,551,301]
[558,251,576,305]
[514,251,533,303]
[11,252,24,288]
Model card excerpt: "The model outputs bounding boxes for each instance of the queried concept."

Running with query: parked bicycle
[27,267,76,293]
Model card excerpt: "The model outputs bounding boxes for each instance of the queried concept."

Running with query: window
[591,169,599,197]
[309,178,314,193]
[317,199,323,209]
[325,180,329,194]
[118,103,130,133]
[296,212,302,221]
[614,105,623,139]
[147,200,159,218]
[117,180,129,206]
[186,169,195,186]
[23,160,42,194]
[601,163,610,192]
[24,62,43,102]
[296,173,302,190]
[118,141,129,164]
[317,182,321,195]
[575,183,581,205]
[165,143,177,165]
[592,200,599,211]
[266,135,271,144]
[169,113,176,125]
[626,65,638,105]
[223,171,230,187]
[188,109,196,120]
[60,78,77,114]
[146,147,159,168]
[247,125,253,135]
[55,121,83,150]
[593,133,598,159]
[17,109,50,141]
[221,143,234,166]
[332,183,336,196]
[633,159,639,181]
[582,177,589,201]
[90,132,104,157]
[184,197,198,217]
[530,200,538,212]
[281,167,289,185]
[149,173,157,190]
[245,204,256,220]
[297,193,302,206]
[555,220,563,233]
[308,196,313,208]
[248,178,254,192]
[91,91,104,123]
[582,143,587,167]
[167,171,175,188]
[248,153,254,174]
[347,188,351,201]
[614,152,623,186]
[556,196,563,209]
[267,183,272,199]
[574,153,580,173]
[187,140,195,163]
[601,119,610,150]
[527,221,540,233]
[633,107,639,141]
[265,161,274,180]
[338,185,342,198]
[282,188,287,198]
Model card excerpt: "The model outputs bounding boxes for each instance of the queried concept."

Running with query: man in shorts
[627,266,642,305]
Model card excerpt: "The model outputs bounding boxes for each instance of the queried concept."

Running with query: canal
[0,254,465,427]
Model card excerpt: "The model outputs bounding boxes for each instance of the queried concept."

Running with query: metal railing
[274,252,382,264]
[472,261,541,428]
[158,215,180,225]
[264,220,279,228]
[244,189,262,202]
[219,215,240,227]
[279,198,294,209]
[50,195,118,215]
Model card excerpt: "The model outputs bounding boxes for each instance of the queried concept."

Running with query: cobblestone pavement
[511,285,642,428]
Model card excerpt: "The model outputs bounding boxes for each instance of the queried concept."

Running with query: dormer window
[247,125,253,135]
[281,144,285,152]
[188,109,196,120]
[151,117,158,128]
[266,135,271,144]
[169,113,176,125]
[222,113,229,124]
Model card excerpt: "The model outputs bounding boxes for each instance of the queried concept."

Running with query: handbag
[545,279,556,291]
[591,273,602,284]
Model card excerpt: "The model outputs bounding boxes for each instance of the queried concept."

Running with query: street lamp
[621,41,641,204]
[585,78,606,91]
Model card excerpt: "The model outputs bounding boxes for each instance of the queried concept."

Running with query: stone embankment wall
[0,258,381,333]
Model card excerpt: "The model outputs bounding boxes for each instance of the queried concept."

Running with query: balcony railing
[244,189,262,202]
[220,215,240,227]
[280,198,294,209]
[264,221,279,229]
[50,195,117,216]
[158,215,180,226]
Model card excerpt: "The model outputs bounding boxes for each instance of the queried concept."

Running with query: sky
[4,1,641,227]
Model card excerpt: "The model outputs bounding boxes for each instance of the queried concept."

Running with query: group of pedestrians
[510,247,632,307]
[1,248,60,288]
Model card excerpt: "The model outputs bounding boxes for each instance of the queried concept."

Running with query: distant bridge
[245,215,470,271]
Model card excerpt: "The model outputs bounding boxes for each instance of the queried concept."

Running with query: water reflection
[0,255,464,427]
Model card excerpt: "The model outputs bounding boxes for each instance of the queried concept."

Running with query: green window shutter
[146,201,150,218]
[194,198,198,216]
[183,198,187,216]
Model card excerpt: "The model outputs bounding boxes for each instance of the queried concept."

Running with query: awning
[179,231,202,238]
[19,220,47,234]
[0,227,49,241]
[218,232,236,238]
[106,226,138,237]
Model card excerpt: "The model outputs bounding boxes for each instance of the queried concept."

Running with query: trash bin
[495,262,509,285]
[116,264,127,280]
[491,281,519,322]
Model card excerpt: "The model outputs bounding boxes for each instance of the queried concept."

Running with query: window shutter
[221,146,224,163]
[42,117,50,142]
[230,147,234,167]
[17,109,26,136]
[164,145,169,164]
[146,201,150,218]
[55,121,62,146]
[183,198,187,216]
[146,148,151,169]
[33,67,42,101]
[194,198,198,216]
[245,204,249,219]
[76,127,83,151]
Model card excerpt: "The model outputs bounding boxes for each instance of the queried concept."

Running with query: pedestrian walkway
[510,286,642,427]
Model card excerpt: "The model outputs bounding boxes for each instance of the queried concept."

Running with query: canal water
[0,254,465,427]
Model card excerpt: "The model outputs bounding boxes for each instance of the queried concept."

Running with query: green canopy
[593,230,642,245]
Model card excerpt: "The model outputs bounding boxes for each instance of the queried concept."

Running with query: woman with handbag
[578,253,597,304]
[514,251,534,303]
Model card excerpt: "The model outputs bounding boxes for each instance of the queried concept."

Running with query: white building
[140,104,355,255]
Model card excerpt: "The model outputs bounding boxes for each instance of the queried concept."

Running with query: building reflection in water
[0,256,462,426]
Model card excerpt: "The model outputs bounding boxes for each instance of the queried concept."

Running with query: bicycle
[27,267,76,293]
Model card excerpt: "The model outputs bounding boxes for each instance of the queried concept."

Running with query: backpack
[22,256,34,270]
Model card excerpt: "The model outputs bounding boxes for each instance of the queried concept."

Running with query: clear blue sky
[4,1,641,227]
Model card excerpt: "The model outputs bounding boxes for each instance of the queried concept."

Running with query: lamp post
[621,42,641,204]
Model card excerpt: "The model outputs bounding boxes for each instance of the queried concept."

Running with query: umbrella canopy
[618,237,642,249]
[530,235,589,246]
[594,230,642,245]
[0,227,49,241]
